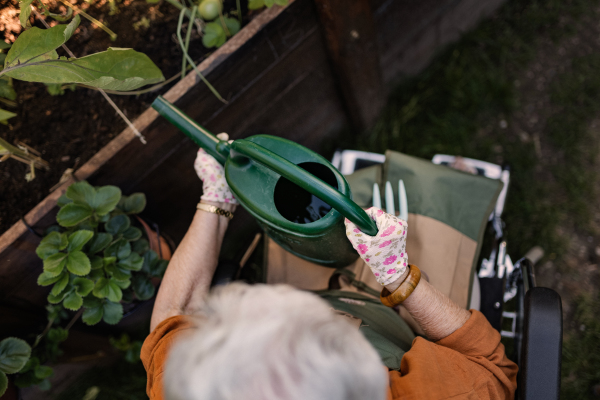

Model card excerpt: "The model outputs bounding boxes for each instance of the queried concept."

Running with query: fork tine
[398,179,408,221]
[385,181,395,215]
[372,183,382,209]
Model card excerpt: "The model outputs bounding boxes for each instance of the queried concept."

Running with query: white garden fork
[372,180,408,221]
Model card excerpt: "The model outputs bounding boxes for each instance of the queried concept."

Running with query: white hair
[164,283,387,400]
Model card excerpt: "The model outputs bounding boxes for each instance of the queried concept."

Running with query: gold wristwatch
[197,203,234,219]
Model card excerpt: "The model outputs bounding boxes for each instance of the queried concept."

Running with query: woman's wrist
[384,268,410,292]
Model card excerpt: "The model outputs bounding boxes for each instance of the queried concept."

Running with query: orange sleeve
[141,315,197,400]
[387,310,518,400]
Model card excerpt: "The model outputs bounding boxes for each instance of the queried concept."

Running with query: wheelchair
[213,149,563,400]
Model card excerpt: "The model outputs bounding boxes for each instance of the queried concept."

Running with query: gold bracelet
[197,203,234,219]
[380,264,421,307]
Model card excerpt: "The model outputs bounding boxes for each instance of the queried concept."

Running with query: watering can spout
[152,96,230,165]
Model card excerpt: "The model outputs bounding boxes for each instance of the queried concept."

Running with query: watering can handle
[230,140,379,236]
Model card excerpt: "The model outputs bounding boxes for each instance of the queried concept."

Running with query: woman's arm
[150,200,235,331]
[385,270,471,341]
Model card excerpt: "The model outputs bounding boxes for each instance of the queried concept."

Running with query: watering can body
[153,96,377,268]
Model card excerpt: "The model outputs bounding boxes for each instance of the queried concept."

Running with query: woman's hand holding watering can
[345,208,408,286]
[194,133,238,205]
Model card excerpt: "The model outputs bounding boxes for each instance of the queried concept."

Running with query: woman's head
[164,283,387,400]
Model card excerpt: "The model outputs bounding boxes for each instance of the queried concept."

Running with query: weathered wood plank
[313,0,384,131]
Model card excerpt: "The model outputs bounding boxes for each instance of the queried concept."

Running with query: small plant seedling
[0,136,49,181]
[0,337,32,396]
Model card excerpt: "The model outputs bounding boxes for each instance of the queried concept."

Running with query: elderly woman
[141,147,518,400]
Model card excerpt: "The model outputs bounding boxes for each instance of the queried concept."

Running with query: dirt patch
[0,0,250,234]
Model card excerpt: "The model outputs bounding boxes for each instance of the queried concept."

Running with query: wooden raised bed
[0,0,507,335]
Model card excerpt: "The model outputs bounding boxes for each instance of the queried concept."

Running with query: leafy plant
[0,337,32,396]
[36,181,168,326]
[0,135,49,181]
[109,334,143,364]
[248,0,288,10]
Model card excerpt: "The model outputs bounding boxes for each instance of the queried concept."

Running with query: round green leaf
[248,0,265,9]
[132,239,149,255]
[34,365,53,380]
[89,268,104,281]
[37,271,63,287]
[66,251,91,276]
[118,193,146,214]
[122,227,142,242]
[66,181,95,205]
[0,338,31,374]
[37,378,51,391]
[103,301,123,325]
[47,328,68,343]
[50,273,69,296]
[113,279,131,289]
[105,264,131,281]
[105,215,130,236]
[88,233,113,254]
[63,291,83,310]
[118,252,143,271]
[47,291,68,304]
[132,275,155,301]
[82,306,103,326]
[36,232,68,259]
[67,230,94,252]
[57,194,73,207]
[107,280,123,302]
[202,22,226,48]
[93,278,110,298]
[73,277,94,297]
[0,371,7,397]
[224,17,240,36]
[56,203,93,227]
[93,185,122,216]
[43,253,67,277]
[150,259,169,278]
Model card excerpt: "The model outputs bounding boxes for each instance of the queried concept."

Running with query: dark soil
[0,0,250,234]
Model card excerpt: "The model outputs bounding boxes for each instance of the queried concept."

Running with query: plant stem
[65,308,84,331]
[177,9,228,104]
[56,0,118,40]
[181,5,197,80]
[219,9,230,36]
[236,0,242,24]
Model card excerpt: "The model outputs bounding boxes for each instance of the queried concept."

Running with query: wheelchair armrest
[519,287,562,400]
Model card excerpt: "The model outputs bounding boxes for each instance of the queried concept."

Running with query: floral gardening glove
[344,207,408,286]
[193,133,238,204]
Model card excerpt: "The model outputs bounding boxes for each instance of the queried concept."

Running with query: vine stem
[181,5,197,80]
[32,8,147,144]
[177,8,228,104]
[56,0,117,40]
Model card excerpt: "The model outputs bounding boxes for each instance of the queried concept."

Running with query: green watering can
[152,96,378,268]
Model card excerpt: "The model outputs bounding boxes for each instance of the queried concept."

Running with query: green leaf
[90,255,103,270]
[150,259,168,278]
[0,338,31,374]
[132,239,149,254]
[66,251,91,276]
[56,203,93,227]
[274,0,288,5]
[105,240,131,260]
[47,328,68,343]
[0,108,16,123]
[122,227,142,241]
[47,291,68,304]
[67,230,94,252]
[63,291,83,310]
[50,272,69,296]
[264,0,274,6]
[113,279,131,289]
[5,48,165,91]
[248,0,264,9]
[105,214,130,235]
[202,22,226,48]
[37,378,51,391]
[132,275,155,300]
[34,365,53,380]
[73,277,94,296]
[224,17,240,36]
[82,296,101,308]
[89,268,104,280]
[0,79,16,101]
[82,305,103,325]
[105,263,131,281]
[43,253,67,277]
[57,194,73,206]
[106,280,123,302]
[103,256,117,266]
[93,278,110,298]
[5,26,63,68]
[0,371,7,397]
[65,181,95,206]
[94,186,121,215]
[118,193,146,214]
[141,249,158,274]
[118,252,143,271]
[103,301,123,325]
[0,42,10,50]
[19,0,34,29]
[36,232,68,259]
[63,14,80,41]
[37,271,63,286]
